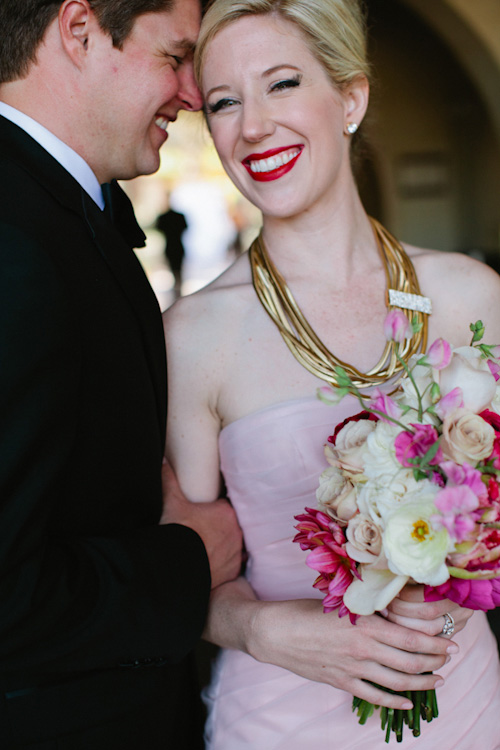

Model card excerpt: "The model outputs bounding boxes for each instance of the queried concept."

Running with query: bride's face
[201,14,358,220]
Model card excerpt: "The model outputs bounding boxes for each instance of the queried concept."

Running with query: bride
[163,0,500,746]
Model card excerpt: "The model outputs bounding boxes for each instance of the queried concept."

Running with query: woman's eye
[270,76,301,93]
[206,98,238,115]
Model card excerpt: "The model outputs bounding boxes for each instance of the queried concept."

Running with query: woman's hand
[243,596,458,710]
[384,584,473,638]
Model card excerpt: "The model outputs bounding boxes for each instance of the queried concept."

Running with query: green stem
[350,384,411,433]
[396,350,424,422]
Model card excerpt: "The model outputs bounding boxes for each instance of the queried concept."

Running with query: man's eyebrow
[158,38,196,59]
[171,38,197,53]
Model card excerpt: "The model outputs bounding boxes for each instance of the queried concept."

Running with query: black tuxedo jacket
[0,115,210,749]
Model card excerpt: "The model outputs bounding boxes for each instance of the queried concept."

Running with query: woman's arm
[163,294,243,588]
[205,580,456,709]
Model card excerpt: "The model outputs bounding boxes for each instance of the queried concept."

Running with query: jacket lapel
[0,116,167,440]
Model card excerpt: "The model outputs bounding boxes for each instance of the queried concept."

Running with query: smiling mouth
[155,116,170,133]
[242,146,303,181]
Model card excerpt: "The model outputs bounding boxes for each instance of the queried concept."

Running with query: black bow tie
[101,179,146,249]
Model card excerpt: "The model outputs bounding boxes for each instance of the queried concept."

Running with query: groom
[0,1,241,748]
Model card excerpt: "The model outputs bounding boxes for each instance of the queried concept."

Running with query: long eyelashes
[205,98,237,115]
[270,74,302,92]
[205,74,302,116]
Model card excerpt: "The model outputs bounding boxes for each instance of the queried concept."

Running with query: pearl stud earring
[346,122,358,135]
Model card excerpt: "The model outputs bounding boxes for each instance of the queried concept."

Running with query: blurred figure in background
[156,195,188,298]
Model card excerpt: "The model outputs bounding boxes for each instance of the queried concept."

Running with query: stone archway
[402,0,500,141]
[359,0,500,255]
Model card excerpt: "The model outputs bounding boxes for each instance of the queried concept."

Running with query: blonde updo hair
[194,0,370,92]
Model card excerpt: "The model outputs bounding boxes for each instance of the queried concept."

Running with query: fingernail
[434,678,444,688]
[446,643,459,654]
[402,701,413,709]
[379,608,389,617]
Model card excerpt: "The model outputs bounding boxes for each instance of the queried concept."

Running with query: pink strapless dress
[204,396,500,749]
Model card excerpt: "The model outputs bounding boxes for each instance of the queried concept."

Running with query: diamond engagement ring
[441,613,455,637]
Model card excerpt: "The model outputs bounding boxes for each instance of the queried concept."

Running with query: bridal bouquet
[293,313,500,743]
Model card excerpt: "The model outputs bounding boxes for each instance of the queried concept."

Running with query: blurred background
[124,0,500,646]
[124,0,500,311]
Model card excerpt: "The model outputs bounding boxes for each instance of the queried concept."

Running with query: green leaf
[411,316,423,334]
[470,320,485,343]
[430,382,441,402]
[334,366,353,388]
[421,440,441,464]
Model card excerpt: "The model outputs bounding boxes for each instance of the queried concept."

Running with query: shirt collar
[0,102,105,210]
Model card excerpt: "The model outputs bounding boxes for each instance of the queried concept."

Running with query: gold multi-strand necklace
[249,217,431,390]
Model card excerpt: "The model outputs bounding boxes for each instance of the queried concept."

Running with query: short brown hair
[0,0,176,84]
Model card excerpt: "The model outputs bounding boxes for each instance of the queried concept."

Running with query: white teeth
[155,117,169,132]
[247,148,300,174]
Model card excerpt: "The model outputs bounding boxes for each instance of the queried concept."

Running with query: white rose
[362,422,401,480]
[439,347,497,413]
[440,408,495,465]
[356,472,434,527]
[316,466,358,521]
[383,501,451,585]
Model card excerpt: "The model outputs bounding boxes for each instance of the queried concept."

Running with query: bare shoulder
[163,251,254,367]
[405,243,500,344]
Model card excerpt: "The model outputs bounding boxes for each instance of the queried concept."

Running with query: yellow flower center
[412,520,430,542]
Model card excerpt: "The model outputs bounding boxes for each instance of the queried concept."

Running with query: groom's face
[86,0,202,183]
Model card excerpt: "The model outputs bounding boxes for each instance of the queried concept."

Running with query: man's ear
[58,0,94,66]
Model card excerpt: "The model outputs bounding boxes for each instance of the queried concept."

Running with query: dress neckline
[219,393,348,438]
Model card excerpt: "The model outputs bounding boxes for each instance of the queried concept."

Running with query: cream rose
[441,408,495,465]
[346,513,383,563]
[439,347,497,413]
[315,466,358,521]
[328,419,377,473]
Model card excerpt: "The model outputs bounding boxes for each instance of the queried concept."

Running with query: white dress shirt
[0,102,105,209]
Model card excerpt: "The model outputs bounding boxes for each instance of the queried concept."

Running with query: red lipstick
[242,145,303,182]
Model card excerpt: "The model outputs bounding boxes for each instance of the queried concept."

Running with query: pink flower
[293,507,358,622]
[425,577,500,611]
[480,409,500,432]
[435,387,464,421]
[394,424,443,468]
[426,338,452,370]
[384,309,412,343]
[480,409,500,469]
[487,359,500,382]
[488,477,500,502]
[293,508,344,550]
[370,388,402,423]
[321,566,358,622]
[450,526,500,571]
[440,460,487,500]
[432,485,479,542]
